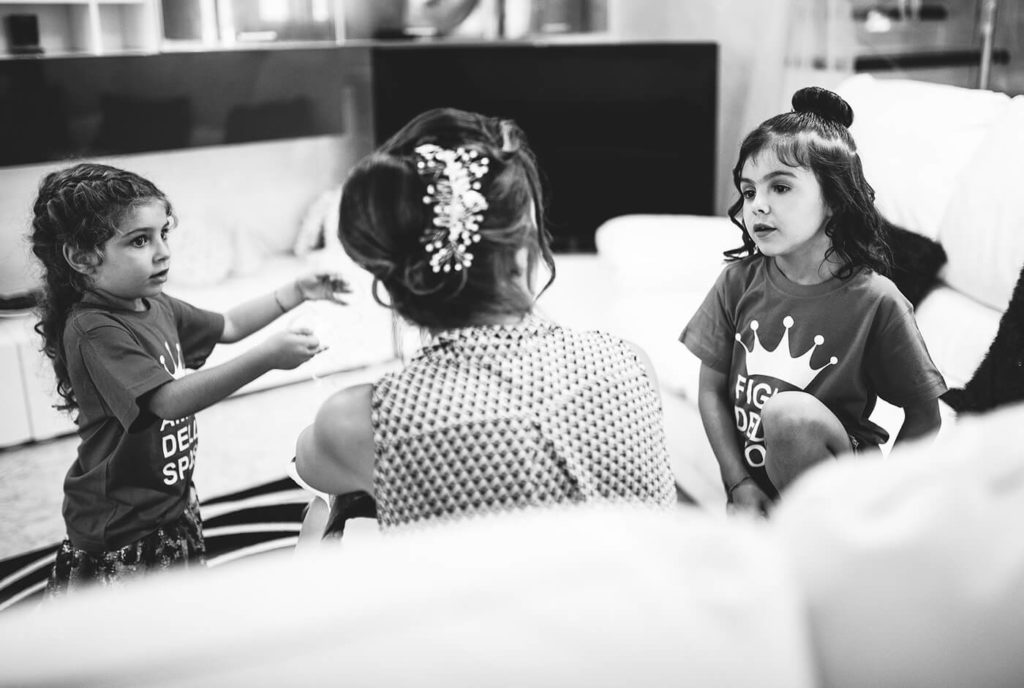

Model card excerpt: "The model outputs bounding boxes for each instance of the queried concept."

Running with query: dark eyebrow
[740,170,798,185]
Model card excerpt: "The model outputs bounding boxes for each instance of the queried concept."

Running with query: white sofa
[2,402,1023,687]
[592,74,1024,445]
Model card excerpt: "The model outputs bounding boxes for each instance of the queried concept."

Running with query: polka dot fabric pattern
[372,316,676,528]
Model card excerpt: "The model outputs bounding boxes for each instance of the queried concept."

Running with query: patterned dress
[372,316,676,528]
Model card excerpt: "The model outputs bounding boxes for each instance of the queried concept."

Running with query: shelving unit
[0,0,160,57]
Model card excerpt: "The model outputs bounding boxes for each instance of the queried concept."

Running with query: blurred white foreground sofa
[592,74,1024,440]
[1,402,1022,688]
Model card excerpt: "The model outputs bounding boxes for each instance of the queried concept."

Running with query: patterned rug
[0,477,309,613]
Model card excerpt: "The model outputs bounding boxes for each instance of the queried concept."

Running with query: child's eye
[741,188,755,200]
[773,184,790,194]
[161,227,170,241]
[131,236,149,248]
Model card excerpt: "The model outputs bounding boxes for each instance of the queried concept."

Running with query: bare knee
[762,391,849,490]
[762,391,838,440]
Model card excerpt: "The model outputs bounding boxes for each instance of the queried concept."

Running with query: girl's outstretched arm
[220,271,350,343]
[894,397,941,446]
[145,328,320,420]
[697,363,771,513]
[295,384,376,496]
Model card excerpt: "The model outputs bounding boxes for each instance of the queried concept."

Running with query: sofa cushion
[0,505,818,688]
[836,75,1010,241]
[913,284,1000,390]
[594,215,739,397]
[937,96,1024,313]
[166,213,236,287]
[774,403,1024,688]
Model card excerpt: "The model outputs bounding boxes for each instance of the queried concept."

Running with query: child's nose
[154,237,170,260]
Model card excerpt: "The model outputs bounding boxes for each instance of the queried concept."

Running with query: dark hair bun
[792,87,854,127]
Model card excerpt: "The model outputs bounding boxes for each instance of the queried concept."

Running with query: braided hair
[339,108,556,330]
[725,86,892,279]
[30,163,172,412]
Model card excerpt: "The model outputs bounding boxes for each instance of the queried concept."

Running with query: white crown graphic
[735,316,838,390]
[159,341,188,381]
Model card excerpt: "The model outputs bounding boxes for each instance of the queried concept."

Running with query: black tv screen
[371,41,718,252]
[0,48,349,167]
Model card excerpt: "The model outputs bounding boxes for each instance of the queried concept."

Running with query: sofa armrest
[594,214,738,293]
[588,215,739,401]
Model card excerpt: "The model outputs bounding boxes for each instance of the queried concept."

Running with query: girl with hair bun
[296,108,676,531]
[681,87,946,515]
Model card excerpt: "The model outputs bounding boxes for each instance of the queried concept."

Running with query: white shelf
[0,0,159,56]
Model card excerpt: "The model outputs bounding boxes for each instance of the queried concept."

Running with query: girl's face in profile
[739,150,832,276]
[86,200,173,311]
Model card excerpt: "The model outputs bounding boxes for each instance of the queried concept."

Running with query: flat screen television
[370,41,718,252]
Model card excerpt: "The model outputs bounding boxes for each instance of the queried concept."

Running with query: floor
[0,255,725,560]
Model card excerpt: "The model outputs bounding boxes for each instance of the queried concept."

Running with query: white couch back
[836,74,1024,314]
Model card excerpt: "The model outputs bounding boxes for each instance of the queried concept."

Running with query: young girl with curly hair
[30,162,347,591]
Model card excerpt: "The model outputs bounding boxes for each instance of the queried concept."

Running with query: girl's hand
[296,271,351,305]
[727,479,773,518]
[259,327,323,370]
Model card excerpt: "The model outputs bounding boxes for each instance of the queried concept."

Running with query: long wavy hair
[725,87,892,279]
[339,107,556,330]
[30,163,172,413]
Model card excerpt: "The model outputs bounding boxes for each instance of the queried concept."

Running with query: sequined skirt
[46,487,206,596]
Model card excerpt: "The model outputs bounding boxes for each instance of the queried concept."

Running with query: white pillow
[773,403,1024,688]
[836,74,1010,240]
[166,214,234,287]
[937,96,1024,312]
[294,186,342,256]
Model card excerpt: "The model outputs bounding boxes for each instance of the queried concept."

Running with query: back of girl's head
[726,86,891,277]
[339,107,555,329]
[30,162,171,411]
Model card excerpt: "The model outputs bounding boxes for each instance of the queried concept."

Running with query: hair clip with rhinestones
[414,143,490,273]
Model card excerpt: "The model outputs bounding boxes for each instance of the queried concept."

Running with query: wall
[605,0,794,215]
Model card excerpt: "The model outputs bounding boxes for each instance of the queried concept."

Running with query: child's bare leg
[762,391,852,491]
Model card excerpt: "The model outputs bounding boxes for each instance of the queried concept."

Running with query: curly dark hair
[339,107,556,330]
[725,86,892,279]
[30,163,172,412]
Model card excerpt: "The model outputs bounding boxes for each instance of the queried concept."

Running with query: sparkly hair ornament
[414,143,490,273]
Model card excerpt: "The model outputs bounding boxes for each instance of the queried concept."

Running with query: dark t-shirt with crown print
[680,256,946,494]
[61,294,223,552]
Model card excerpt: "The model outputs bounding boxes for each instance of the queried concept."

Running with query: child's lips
[752,224,776,235]
[151,268,169,282]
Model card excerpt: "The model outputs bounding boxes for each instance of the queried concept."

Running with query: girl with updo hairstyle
[681,87,947,515]
[296,108,677,533]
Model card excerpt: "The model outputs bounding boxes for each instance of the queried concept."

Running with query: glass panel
[221,0,336,44]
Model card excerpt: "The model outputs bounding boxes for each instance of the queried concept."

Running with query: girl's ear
[62,243,97,275]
